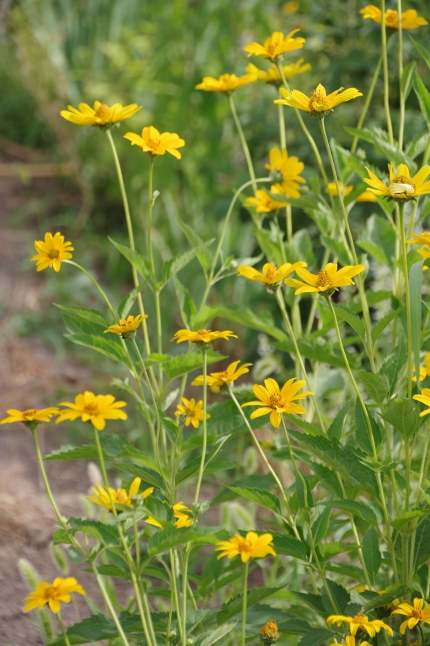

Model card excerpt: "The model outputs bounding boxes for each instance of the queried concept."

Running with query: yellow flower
[87,477,153,511]
[360,5,428,30]
[192,360,253,393]
[172,329,238,344]
[244,30,305,61]
[275,83,362,117]
[146,502,193,529]
[327,613,393,637]
[55,391,127,431]
[265,147,305,198]
[285,262,365,295]
[124,126,185,159]
[31,232,73,273]
[260,620,280,644]
[407,232,430,270]
[23,577,86,614]
[0,407,59,426]
[215,531,276,562]
[242,377,312,428]
[104,314,148,339]
[325,182,353,197]
[412,353,430,383]
[245,60,311,86]
[283,2,300,14]
[356,189,378,203]
[329,637,371,646]
[413,388,430,417]
[195,73,257,93]
[364,164,430,201]
[60,101,141,127]
[392,598,430,634]
[244,190,287,213]
[174,398,210,428]
[237,261,306,285]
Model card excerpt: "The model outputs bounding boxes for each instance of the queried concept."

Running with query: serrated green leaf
[321,578,350,614]
[312,507,331,545]
[195,623,238,646]
[64,332,128,364]
[117,282,146,319]
[379,338,407,396]
[357,214,396,269]
[176,457,233,485]
[274,337,361,370]
[69,518,120,546]
[55,304,108,327]
[358,370,389,406]
[176,217,213,273]
[345,126,416,170]
[298,629,335,646]
[227,486,281,515]
[363,586,411,612]
[216,587,284,625]
[414,72,430,125]
[371,307,403,344]
[362,527,381,583]
[410,36,430,69]
[174,277,197,328]
[161,240,214,287]
[148,527,210,556]
[44,444,99,461]
[194,305,288,343]
[295,476,314,509]
[382,398,423,438]
[318,500,377,525]
[333,304,366,344]
[355,399,382,454]
[162,350,226,381]
[109,238,152,287]
[391,510,430,531]
[271,532,307,560]
[401,60,417,100]
[410,260,425,392]
[319,541,356,559]
[327,402,349,441]
[114,462,164,489]
[321,235,350,266]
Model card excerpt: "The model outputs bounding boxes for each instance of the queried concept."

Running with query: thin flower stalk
[57,612,71,646]
[276,102,293,242]
[381,0,394,144]
[399,203,413,398]
[397,0,404,150]
[194,347,208,504]
[408,426,430,585]
[351,54,383,153]
[106,129,152,358]
[228,94,258,202]
[318,119,376,371]
[241,560,249,646]
[63,260,116,320]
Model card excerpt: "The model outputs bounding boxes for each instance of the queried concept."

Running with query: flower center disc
[116,490,128,503]
[316,270,334,289]
[94,103,111,120]
[237,538,252,553]
[385,10,398,27]
[266,267,276,280]
[48,249,60,259]
[23,409,37,419]
[147,138,160,150]
[84,403,99,414]
[269,393,285,409]
[411,609,424,620]
[309,91,330,112]
[43,585,57,601]
[197,329,211,338]
[353,612,367,626]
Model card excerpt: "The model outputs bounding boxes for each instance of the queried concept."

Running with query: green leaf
[371,307,403,344]
[321,578,350,613]
[379,338,407,396]
[307,461,343,497]
[410,260,425,391]
[55,304,108,328]
[196,623,238,646]
[355,400,382,454]
[274,337,361,370]
[319,542,357,560]
[114,462,164,489]
[117,282,146,319]
[327,402,349,441]
[410,36,430,69]
[161,240,214,287]
[89,565,130,580]
[318,500,377,525]
[148,527,211,556]
[44,444,99,461]
[207,397,263,437]
[357,214,396,269]
[413,518,430,566]
[382,399,423,438]
[271,533,307,560]
[401,60,417,100]
[414,72,430,125]
[332,304,366,344]
[362,527,381,584]
[358,370,389,407]
[109,238,152,286]
[363,586,412,612]
[227,486,281,516]
[176,458,233,485]
[293,592,326,613]
[68,518,120,546]
[64,333,128,364]
[345,126,416,170]
[296,476,314,509]
[162,350,226,381]
[174,277,197,328]
[321,235,350,267]
[312,507,331,545]
[298,629,335,646]
[391,510,430,531]
[176,216,212,273]
[406,133,430,160]
[216,587,284,625]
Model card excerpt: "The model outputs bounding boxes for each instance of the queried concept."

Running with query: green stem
[418,622,425,646]
[351,54,383,153]
[181,550,190,646]
[228,94,257,197]
[91,562,131,646]
[57,612,71,646]
[194,347,208,504]
[63,260,116,319]
[397,0,404,150]
[170,549,184,643]
[31,429,64,523]
[381,0,394,144]
[319,119,375,372]
[241,561,249,646]
[278,102,287,152]
[106,129,151,357]
[398,203,413,398]
[275,288,325,432]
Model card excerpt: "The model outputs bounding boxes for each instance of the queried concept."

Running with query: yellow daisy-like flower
[275,83,362,118]
[55,391,127,431]
[237,261,306,286]
[192,360,252,393]
[356,189,378,203]
[244,190,287,213]
[215,531,276,563]
[360,5,428,30]
[0,407,59,426]
[283,1,300,14]
[242,377,313,428]
[172,329,238,345]
[407,232,430,270]
[285,262,365,295]
[325,182,354,197]
[124,126,185,159]
[103,314,148,339]
[31,232,73,273]
[329,637,371,646]
[413,388,430,417]
[195,73,257,93]
[23,577,86,614]
[60,101,141,127]
[244,30,305,61]
[260,620,280,644]
[364,164,430,202]
[146,501,193,529]
[392,598,430,634]
[245,60,311,86]
[265,147,305,198]
[412,353,430,383]
[174,398,210,428]
[87,477,153,512]
[327,613,393,637]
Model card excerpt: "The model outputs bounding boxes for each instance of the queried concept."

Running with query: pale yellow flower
[242,377,312,428]
[275,83,362,117]
[244,30,305,61]
[215,531,276,562]
[360,5,428,29]
[23,577,86,614]
[31,232,73,272]
[124,126,185,159]
[195,73,257,93]
[60,101,141,127]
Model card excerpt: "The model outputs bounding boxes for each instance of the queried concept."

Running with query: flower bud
[260,620,280,644]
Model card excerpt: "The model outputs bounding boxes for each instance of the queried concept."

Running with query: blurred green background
[0,0,428,366]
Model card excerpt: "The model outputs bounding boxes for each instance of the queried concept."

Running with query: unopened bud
[260,620,280,644]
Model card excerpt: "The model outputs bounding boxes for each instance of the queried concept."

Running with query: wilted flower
[260,620,280,644]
